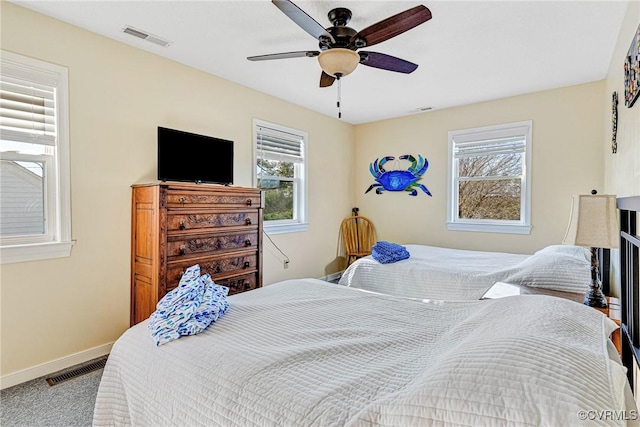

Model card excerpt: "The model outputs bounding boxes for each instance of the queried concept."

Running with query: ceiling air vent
[411,106,433,114]
[122,26,171,47]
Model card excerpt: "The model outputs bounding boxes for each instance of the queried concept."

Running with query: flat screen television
[157,127,233,185]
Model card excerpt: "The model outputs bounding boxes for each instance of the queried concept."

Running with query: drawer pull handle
[179,197,186,206]
[243,261,250,269]
[246,199,252,206]
[244,239,252,247]
[244,282,251,291]
[179,221,186,230]
[179,245,186,256]
[214,265,221,274]
[245,218,252,226]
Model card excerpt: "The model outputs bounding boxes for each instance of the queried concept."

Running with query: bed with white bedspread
[93,278,630,426]
[339,244,591,300]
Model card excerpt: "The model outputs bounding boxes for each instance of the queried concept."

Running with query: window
[447,120,532,234]
[253,119,307,234]
[0,51,72,263]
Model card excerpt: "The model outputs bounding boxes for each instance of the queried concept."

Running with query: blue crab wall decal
[365,154,432,197]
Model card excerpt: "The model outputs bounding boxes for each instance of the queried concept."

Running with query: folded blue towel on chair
[372,241,410,264]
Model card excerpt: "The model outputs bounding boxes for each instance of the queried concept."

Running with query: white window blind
[453,136,525,159]
[255,124,303,164]
[0,71,57,146]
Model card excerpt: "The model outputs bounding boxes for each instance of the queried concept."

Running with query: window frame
[253,118,308,234]
[0,50,73,263]
[447,120,532,235]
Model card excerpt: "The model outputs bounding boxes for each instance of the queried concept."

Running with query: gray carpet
[0,366,103,427]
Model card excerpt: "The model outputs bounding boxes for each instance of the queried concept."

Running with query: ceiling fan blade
[272,0,336,44]
[360,51,418,74]
[351,5,432,48]
[320,72,335,87]
[247,51,320,61]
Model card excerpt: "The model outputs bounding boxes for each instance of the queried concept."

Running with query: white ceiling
[11,0,629,124]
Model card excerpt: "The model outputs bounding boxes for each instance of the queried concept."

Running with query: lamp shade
[318,48,360,77]
[563,194,619,249]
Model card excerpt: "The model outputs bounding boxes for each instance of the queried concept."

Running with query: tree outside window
[257,159,294,221]
[457,151,522,221]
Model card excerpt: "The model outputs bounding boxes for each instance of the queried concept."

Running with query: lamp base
[583,246,608,308]
[583,286,608,308]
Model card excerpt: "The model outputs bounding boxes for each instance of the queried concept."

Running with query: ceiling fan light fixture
[318,48,360,77]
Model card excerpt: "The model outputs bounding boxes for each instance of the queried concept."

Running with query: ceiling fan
[247,0,432,88]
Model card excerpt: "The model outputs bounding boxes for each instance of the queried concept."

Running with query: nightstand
[482,282,621,354]
[596,297,621,355]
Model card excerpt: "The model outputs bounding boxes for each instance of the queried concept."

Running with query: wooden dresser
[130,182,263,325]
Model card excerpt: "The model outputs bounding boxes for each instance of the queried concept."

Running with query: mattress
[339,244,591,300]
[93,278,626,426]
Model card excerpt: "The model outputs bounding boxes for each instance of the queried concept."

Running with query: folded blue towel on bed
[372,241,410,264]
[148,264,229,346]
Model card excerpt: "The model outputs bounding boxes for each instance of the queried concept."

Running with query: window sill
[264,222,308,235]
[0,241,75,264]
[447,222,531,235]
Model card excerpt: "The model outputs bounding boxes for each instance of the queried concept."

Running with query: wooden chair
[341,215,376,267]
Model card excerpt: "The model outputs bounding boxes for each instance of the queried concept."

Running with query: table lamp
[563,193,619,308]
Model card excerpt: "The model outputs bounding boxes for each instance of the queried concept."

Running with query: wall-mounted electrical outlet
[284,260,289,269]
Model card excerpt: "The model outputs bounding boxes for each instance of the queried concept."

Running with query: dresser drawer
[166,190,261,209]
[217,274,258,295]
[167,211,259,232]
[166,253,257,286]
[167,231,258,258]
[165,272,258,296]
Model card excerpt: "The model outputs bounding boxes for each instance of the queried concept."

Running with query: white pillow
[534,244,590,263]
[504,245,591,293]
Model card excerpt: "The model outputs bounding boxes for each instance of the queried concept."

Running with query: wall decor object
[624,23,640,108]
[365,154,432,196]
[612,91,618,153]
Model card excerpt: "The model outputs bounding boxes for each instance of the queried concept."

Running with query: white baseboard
[0,342,113,390]
[318,271,343,283]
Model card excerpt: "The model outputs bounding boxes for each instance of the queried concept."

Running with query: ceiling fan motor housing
[319,8,364,51]
[320,26,358,50]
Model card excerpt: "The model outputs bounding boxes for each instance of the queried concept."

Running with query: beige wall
[602,1,640,298]
[353,81,605,254]
[0,2,354,378]
[603,1,640,197]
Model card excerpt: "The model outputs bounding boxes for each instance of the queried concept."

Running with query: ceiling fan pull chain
[337,74,342,119]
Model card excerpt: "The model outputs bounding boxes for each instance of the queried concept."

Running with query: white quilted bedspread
[94,279,626,427]
[339,244,591,300]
